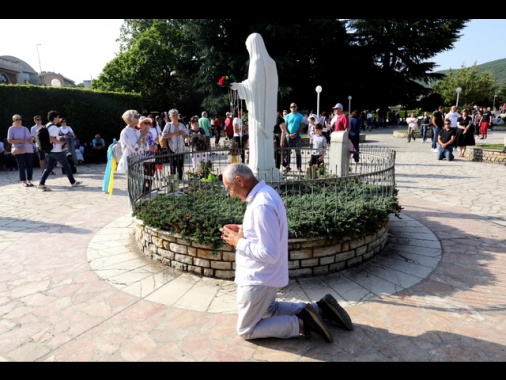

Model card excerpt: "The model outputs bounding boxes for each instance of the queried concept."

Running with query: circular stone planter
[132,217,390,280]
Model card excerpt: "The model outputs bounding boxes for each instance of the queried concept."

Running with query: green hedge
[0,84,142,145]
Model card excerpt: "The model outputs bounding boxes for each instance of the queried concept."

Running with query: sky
[0,19,124,83]
[1,19,505,84]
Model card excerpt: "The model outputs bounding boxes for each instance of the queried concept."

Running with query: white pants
[236,284,320,340]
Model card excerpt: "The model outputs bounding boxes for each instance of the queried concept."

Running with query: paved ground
[1,127,505,362]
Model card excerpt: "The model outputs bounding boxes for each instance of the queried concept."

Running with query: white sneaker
[431,149,438,153]
[37,185,51,191]
[71,181,83,187]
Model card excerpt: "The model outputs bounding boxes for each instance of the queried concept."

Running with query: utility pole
[36,44,43,85]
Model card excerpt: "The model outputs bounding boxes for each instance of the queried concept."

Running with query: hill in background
[435,58,506,85]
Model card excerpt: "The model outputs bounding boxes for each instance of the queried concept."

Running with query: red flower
[217,74,236,87]
[218,76,227,86]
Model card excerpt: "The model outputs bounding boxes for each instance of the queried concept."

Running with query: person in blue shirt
[282,103,304,174]
[349,110,362,163]
[92,134,107,164]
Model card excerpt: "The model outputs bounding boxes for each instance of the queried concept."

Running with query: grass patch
[476,144,505,150]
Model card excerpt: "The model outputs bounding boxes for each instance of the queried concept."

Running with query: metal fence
[126,141,396,209]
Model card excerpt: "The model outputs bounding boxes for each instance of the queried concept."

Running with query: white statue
[230,33,278,180]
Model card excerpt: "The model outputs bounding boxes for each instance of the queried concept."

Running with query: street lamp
[456,87,462,108]
[493,91,498,110]
[348,96,352,115]
[315,85,322,118]
[36,44,43,85]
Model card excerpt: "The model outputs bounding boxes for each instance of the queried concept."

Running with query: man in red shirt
[331,103,349,132]
[225,112,234,140]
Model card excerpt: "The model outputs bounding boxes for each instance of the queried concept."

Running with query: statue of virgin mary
[230,33,279,180]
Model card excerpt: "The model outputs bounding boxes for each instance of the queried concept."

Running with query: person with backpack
[36,110,83,191]
[31,115,54,175]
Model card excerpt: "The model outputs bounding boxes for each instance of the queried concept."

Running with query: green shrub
[132,182,402,250]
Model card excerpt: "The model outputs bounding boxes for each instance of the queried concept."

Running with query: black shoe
[317,294,353,331]
[297,304,333,343]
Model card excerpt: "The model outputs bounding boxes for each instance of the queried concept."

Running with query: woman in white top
[406,113,419,143]
[117,110,148,174]
[161,109,188,180]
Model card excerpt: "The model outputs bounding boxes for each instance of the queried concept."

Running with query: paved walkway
[1,127,505,361]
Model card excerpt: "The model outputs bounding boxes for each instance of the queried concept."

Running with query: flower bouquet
[217,74,236,88]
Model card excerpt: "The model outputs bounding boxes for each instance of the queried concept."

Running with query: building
[0,55,75,87]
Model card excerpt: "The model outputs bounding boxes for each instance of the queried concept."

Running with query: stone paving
[1,127,505,361]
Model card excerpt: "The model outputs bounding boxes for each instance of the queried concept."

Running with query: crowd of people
[1,112,107,177]
[403,105,496,162]
[3,103,500,182]
[2,111,84,190]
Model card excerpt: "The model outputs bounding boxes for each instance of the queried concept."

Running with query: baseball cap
[332,103,344,110]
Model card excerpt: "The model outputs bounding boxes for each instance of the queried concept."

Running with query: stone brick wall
[464,147,506,164]
[133,218,390,280]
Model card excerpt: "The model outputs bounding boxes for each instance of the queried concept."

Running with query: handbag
[159,136,168,149]
[12,145,27,155]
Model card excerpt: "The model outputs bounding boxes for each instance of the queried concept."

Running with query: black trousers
[349,134,360,163]
[274,134,282,169]
[233,135,248,164]
[170,153,185,180]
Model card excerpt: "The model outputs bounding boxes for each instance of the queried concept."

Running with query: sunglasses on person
[14,118,22,121]
[133,113,141,119]
[290,106,297,109]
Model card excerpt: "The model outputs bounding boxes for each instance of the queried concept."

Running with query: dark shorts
[36,148,46,161]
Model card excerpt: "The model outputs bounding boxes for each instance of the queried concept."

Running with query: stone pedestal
[329,131,349,177]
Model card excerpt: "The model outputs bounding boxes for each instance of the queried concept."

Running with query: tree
[431,64,496,109]
[93,20,192,114]
[344,19,469,109]
[95,19,352,115]
[92,19,470,116]
[495,83,506,111]
[177,19,353,115]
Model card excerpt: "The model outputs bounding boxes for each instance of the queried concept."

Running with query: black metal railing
[126,143,396,209]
